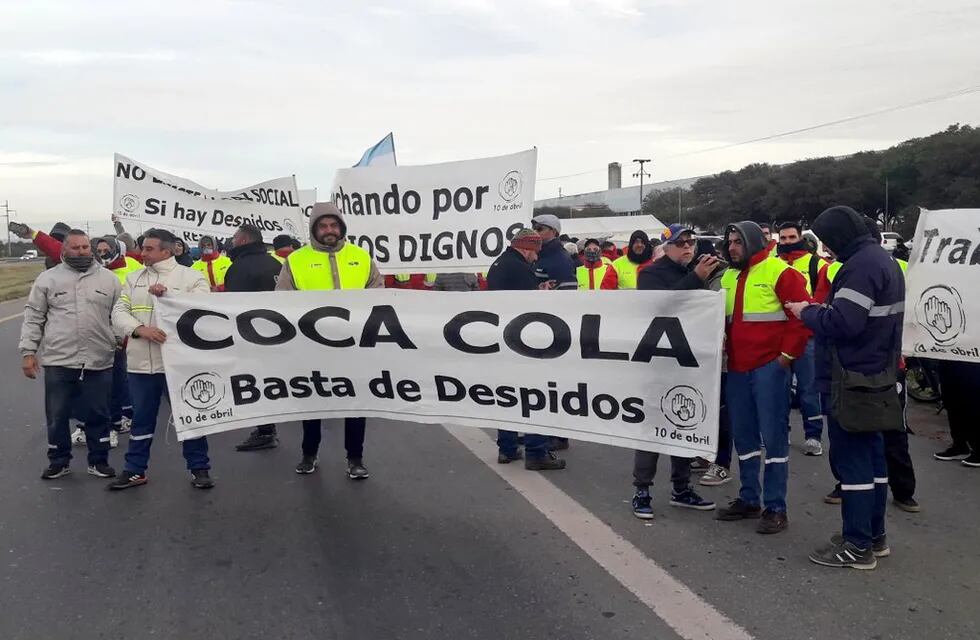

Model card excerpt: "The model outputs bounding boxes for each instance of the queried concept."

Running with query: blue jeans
[497,431,549,459]
[124,373,209,474]
[726,359,791,512]
[791,339,823,441]
[44,366,112,467]
[110,349,133,428]
[823,393,887,550]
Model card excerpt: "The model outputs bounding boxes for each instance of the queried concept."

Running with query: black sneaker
[108,471,147,490]
[524,451,566,471]
[824,487,842,504]
[669,488,716,511]
[40,464,70,480]
[235,431,278,452]
[756,509,789,534]
[934,445,971,461]
[831,533,890,558]
[893,497,921,513]
[87,463,116,478]
[295,456,318,474]
[632,489,654,519]
[715,498,762,521]
[497,450,523,464]
[189,469,214,489]
[347,459,370,480]
[809,540,877,570]
[962,452,980,468]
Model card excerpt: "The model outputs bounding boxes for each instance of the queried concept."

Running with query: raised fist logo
[916,285,965,346]
[661,385,705,429]
[180,372,226,411]
[499,170,523,202]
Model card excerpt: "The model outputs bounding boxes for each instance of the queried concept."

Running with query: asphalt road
[0,295,977,640]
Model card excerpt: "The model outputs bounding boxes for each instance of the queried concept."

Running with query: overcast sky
[1,0,979,233]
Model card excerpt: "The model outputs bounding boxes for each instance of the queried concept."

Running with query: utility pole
[632,158,651,215]
[1,201,12,258]
[677,187,682,223]
[884,176,890,230]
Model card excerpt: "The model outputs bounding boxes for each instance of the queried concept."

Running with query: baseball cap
[531,214,562,234]
[660,223,695,245]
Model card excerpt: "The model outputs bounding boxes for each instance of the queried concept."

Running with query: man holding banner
[276,203,384,478]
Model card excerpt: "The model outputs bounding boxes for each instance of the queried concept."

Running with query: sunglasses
[669,239,697,248]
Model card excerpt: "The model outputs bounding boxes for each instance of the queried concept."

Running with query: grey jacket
[432,273,479,291]
[19,262,122,370]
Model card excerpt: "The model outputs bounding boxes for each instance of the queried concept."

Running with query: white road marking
[445,425,754,640]
[0,311,24,325]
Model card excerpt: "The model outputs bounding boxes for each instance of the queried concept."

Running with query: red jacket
[578,260,618,290]
[779,249,831,304]
[726,247,810,373]
[32,231,143,265]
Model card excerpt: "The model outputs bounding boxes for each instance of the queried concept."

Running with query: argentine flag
[354,132,397,167]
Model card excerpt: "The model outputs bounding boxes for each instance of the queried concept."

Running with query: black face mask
[776,240,806,255]
[64,255,95,271]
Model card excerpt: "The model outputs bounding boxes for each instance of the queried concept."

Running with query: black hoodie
[811,206,870,262]
[225,241,282,292]
[721,221,766,269]
[626,230,653,264]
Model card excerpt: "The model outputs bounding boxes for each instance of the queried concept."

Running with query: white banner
[157,289,724,456]
[330,149,536,274]
[903,208,980,361]
[112,153,305,245]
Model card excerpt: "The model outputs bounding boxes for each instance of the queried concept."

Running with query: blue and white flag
[354,132,397,168]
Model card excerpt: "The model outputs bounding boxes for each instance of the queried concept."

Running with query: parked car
[881,232,903,253]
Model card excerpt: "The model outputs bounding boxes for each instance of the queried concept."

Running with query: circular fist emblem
[119,194,140,214]
[661,385,706,430]
[499,171,523,203]
[915,285,965,346]
[180,372,226,411]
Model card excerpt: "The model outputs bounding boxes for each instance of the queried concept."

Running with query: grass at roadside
[0,262,44,302]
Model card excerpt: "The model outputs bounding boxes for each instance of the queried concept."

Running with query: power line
[535,81,980,183]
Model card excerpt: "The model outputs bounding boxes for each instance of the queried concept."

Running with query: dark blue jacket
[801,237,905,392]
[533,239,577,290]
[487,247,539,291]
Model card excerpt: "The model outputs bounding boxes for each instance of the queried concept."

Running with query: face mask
[202,247,215,256]
[97,252,113,265]
[776,240,806,255]
[64,255,94,271]
[584,248,601,262]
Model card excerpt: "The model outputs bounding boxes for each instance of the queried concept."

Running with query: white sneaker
[71,427,86,446]
[109,430,119,449]
[699,463,732,486]
[804,438,823,456]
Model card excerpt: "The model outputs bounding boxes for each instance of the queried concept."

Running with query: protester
[431,272,480,291]
[759,222,777,256]
[785,205,905,569]
[530,214,577,290]
[9,221,70,269]
[486,229,566,471]
[108,229,214,490]
[600,240,619,264]
[612,230,654,289]
[564,241,582,267]
[276,203,383,479]
[576,238,618,290]
[19,230,121,480]
[192,235,232,291]
[715,221,809,534]
[777,221,831,456]
[934,362,980,467]
[270,234,300,264]
[630,225,721,518]
[112,215,145,263]
[172,238,194,267]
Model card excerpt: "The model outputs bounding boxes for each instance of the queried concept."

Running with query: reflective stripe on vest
[721,257,791,323]
[112,256,142,284]
[576,264,609,290]
[612,255,641,289]
[424,273,438,287]
[287,243,372,290]
[787,253,825,295]
[394,273,411,283]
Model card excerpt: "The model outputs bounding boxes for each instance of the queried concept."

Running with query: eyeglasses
[670,239,697,248]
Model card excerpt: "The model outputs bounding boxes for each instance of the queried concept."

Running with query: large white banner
[330,149,536,274]
[903,208,980,362]
[157,289,724,457]
[112,153,306,245]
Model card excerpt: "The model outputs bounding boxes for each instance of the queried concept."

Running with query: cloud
[13,49,178,65]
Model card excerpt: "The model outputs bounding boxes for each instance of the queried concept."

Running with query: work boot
[824,487,842,504]
[190,469,215,489]
[549,437,569,451]
[809,540,876,570]
[756,510,788,534]
[831,533,890,558]
[524,451,566,471]
[892,496,920,513]
[497,450,523,464]
[235,430,278,452]
[715,498,762,521]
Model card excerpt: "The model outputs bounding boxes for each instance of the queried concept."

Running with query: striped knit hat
[510,228,543,252]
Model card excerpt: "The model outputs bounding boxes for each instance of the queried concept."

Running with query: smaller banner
[903,208,980,361]
[330,149,536,274]
[112,154,305,245]
[157,288,724,457]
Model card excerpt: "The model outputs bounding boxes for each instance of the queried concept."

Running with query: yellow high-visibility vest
[785,253,827,295]
[577,264,611,290]
[612,255,643,290]
[287,243,372,291]
[721,257,792,324]
[269,250,286,264]
[192,254,232,289]
[111,256,142,284]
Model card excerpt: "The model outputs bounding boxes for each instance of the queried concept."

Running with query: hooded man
[191,235,232,291]
[576,238,618,290]
[276,202,384,479]
[715,221,809,534]
[785,205,905,569]
[171,238,194,267]
[612,230,654,289]
[19,229,122,480]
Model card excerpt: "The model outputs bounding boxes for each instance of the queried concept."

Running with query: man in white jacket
[108,229,215,490]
